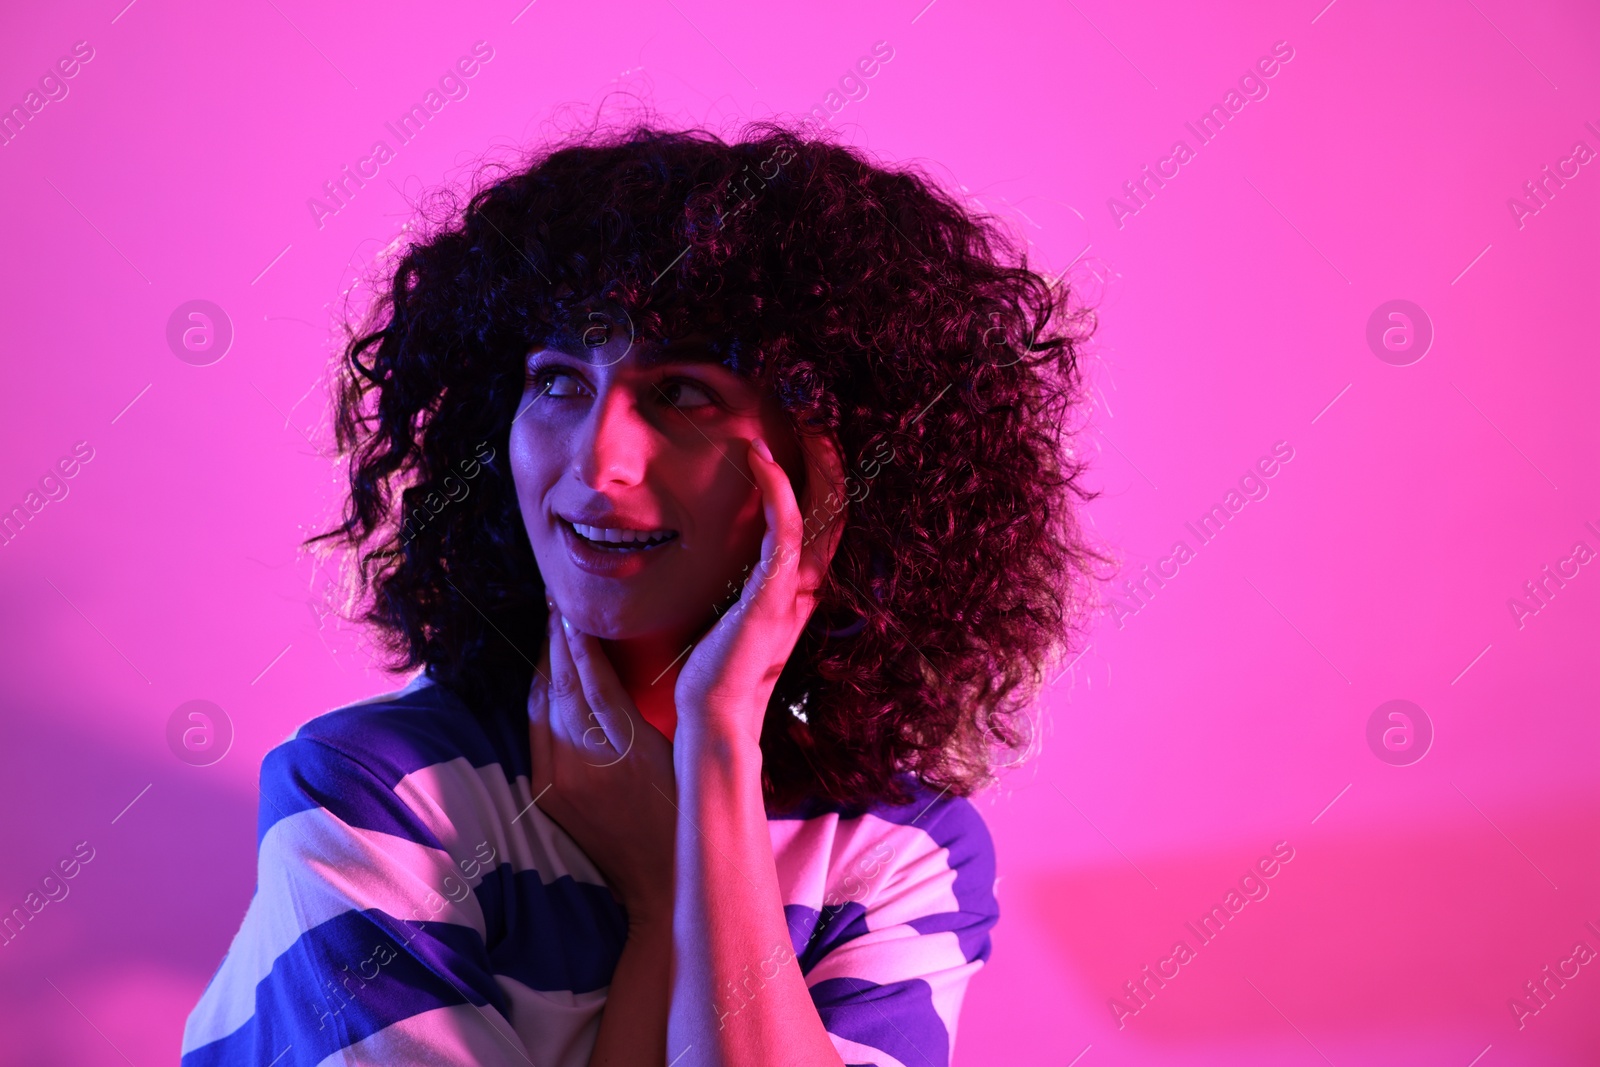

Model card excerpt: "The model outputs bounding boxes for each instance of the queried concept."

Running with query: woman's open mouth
[566,520,679,551]
[558,518,679,578]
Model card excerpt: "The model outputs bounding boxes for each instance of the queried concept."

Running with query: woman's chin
[552,595,699,644]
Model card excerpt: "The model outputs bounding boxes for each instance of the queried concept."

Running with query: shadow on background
[0,695,261,1066]
[1022,814,1600,1060]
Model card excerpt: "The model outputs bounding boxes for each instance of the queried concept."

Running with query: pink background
[2,0,1597,1063]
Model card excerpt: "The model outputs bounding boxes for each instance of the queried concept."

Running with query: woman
[181,122,1101,1066]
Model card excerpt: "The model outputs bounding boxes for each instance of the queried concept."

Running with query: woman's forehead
[534,330,755,376]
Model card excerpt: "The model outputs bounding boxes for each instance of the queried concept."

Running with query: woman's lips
[558,519,677,577]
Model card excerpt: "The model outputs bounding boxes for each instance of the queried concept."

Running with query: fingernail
[560,615,572,634]
[752,437,773,463]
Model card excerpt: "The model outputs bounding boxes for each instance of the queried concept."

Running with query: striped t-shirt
[180,673,1000,1067]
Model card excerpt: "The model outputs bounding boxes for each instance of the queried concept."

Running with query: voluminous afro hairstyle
[308,120,1107,813]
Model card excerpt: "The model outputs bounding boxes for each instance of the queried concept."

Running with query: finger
[548,608,624,767]
[546,603,594,753]
[794,430,848,594]
[742,437,806,614]
[559,615,638,760]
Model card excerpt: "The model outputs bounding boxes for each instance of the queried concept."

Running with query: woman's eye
[525,365,715,410]
[656,379,715,409]
[530,368,585,398]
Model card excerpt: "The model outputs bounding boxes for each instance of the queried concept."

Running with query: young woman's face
[509,330,804,642]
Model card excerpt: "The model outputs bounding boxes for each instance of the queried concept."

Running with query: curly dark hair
[306,119,1107,814]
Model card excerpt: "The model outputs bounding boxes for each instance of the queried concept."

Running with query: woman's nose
[573,384,649,489]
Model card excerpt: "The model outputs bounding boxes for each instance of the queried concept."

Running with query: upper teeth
[572,522,674,544]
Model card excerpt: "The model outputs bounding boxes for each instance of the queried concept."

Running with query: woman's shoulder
[286,670,527,760]
[255,671,529,837]
[771,773,993,838]
[771,773,998,897]
[773,774,1001,968]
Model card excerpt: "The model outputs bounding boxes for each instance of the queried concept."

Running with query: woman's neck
[599,631,691,743]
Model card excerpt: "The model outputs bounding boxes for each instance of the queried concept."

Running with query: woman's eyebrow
[539,341,735,372]
[635,345,729,370]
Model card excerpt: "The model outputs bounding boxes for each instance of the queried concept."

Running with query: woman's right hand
[527,601,678,929]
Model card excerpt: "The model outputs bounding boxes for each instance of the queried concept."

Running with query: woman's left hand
[673,432,849,749]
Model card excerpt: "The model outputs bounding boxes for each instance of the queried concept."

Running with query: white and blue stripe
[181,674,999,1067]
